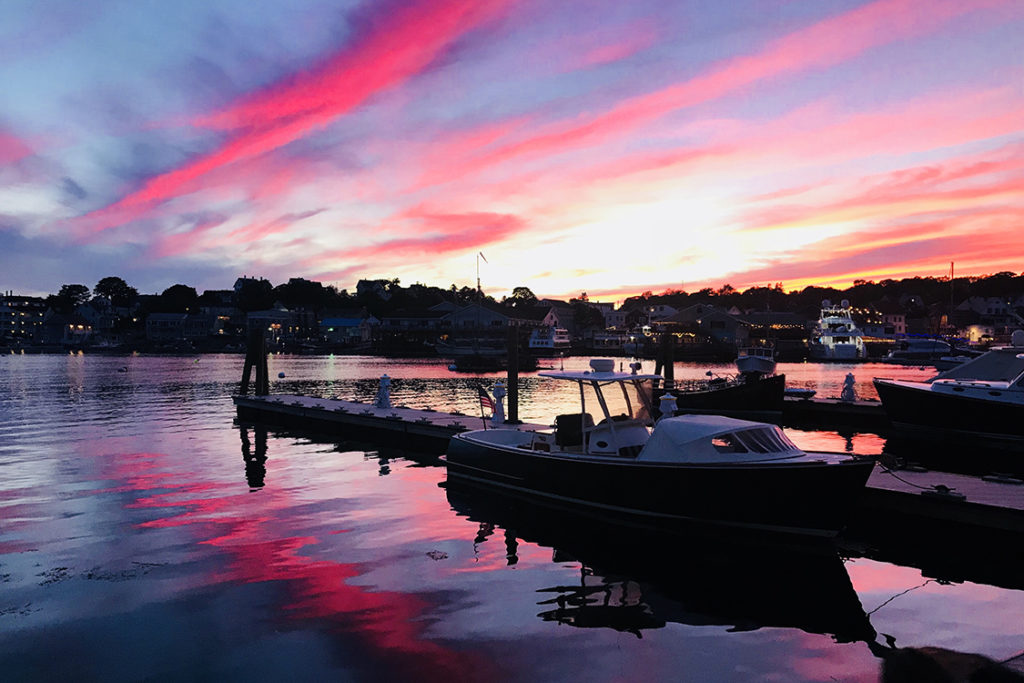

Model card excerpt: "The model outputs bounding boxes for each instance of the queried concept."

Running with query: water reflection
[238,425,267,489]
[445,480,880,648]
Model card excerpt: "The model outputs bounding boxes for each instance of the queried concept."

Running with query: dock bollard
[840,373,856,402]
[658,392,678,421]
[375,374,392,409]
[490,381,506,426]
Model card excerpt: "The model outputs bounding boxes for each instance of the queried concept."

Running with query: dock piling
[240,328,269,396]
[506,324,521,424]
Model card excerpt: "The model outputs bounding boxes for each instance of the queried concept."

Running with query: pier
[233,393,548,451]
[233,393,1023,535]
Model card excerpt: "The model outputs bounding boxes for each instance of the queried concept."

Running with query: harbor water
[2,354,1022,681]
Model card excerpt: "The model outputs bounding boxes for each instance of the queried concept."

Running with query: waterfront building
[0,293,47,342]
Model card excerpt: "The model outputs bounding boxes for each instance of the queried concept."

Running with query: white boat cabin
[461,359,818,464]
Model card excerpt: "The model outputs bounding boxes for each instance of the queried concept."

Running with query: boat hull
[873,379,1024,444]
[445,438,874,537]
[668,373,786,412]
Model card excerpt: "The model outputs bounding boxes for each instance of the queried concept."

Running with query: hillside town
[3,272,1024,359]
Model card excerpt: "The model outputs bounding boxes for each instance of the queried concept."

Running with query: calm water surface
[1,354,1021,681]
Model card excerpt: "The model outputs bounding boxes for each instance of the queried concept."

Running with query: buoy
[278,372,285,378]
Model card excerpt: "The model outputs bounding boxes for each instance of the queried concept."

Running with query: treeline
[40,276,505,317]
[37,270,1024,318]
[621,271,1024,316]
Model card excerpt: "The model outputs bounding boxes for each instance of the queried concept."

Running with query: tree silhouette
[94,276,138,307]
[159,284,198,313]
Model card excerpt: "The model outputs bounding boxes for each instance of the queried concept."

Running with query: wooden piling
[240,328,269,396]
[654,333,675,389]
[506,324,521,424]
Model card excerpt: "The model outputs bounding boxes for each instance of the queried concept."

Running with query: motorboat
[736,345,777,376]
[667,371,786,413]
[873,330,1024,445]
[446,359,875,537]
[809,300,866,360]
[528,326,572,356]
[885,338,953,361]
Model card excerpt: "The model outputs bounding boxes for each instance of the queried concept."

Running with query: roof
[539,369,663,382]
[321,318,365,326]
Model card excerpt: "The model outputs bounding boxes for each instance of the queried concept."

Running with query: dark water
[1,354,1021,681]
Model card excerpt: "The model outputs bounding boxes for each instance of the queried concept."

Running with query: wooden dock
[863,466,1024,532]
[234,393,1022,534]
[233,394,547,451]
[782,396,889,431]
[679,397,890,432]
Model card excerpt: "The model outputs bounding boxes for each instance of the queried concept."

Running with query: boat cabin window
[711,434,747,453]
[732,427,800,454]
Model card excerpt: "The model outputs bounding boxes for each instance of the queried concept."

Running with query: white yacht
[528,327,572,356]
[809,300,866,360]
[736,345,776,376]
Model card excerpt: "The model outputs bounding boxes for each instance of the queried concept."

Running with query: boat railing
[673,375,742,393]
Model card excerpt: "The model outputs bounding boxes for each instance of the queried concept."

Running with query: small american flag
[478,386,495,413]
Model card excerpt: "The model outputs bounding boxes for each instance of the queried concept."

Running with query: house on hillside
[320,312,379,344]
[38,312,93,345]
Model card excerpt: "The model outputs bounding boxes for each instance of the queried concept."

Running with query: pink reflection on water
[89,447,498,681]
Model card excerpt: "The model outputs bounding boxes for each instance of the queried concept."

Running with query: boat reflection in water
[444,479,880,648]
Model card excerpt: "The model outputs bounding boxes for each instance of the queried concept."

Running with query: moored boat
[809,300,866,361]
[873,330,1024,446]
[528,326,571,356]
[446,359,874,537]
[668,372,786,413]
[736,345,777,377]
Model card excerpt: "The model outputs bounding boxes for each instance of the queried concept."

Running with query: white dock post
[375,374,392,408]
[490,380,506,426]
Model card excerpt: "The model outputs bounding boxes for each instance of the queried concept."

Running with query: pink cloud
[74,0,515,236]
[0,131,33,164]
[415,0,1013,188]
[306,210,527,269]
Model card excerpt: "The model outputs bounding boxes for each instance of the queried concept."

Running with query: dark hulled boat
[873,331,1024,447]
[669,372,786,412]
[446,360,874,537]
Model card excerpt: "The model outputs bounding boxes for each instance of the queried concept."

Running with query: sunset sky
[1,0,1022,302]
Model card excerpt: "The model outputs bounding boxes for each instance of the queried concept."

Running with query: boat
[528,326,571,356]
[445,359,875,537]
[885,338,953,361]
[808,300,866,360]
[668,372,786,413]
[873,330,1024,446]
[735,345,776,376]
[436,337,539,372]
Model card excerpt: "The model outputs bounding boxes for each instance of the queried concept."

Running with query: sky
[1,0,1022,303]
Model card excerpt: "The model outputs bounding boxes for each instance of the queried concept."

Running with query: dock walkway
[234,394,547,450]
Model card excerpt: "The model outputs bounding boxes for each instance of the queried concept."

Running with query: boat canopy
[539,369,663,382]
[931,347,1024,383]
[639,415,805,464]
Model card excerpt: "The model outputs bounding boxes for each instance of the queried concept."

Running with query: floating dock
[233,394,547,451]
[679,396,890,432]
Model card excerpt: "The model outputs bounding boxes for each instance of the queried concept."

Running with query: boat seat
[555,413,594,447]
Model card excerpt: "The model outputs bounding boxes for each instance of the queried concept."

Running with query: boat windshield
[711,426,801,454]
[932,348,1024,383]
[578,379,654,423]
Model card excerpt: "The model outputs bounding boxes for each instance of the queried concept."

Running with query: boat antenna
[477,252,488,296]
[948,261,954,338]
